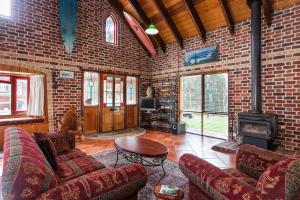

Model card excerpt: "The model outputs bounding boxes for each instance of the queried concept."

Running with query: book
[159,185,179,196]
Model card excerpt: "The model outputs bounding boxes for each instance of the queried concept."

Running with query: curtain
[28,75,44,116]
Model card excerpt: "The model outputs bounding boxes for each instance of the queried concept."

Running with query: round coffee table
[114,137,169,174]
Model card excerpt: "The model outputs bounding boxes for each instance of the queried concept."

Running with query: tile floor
[77,130,236,169]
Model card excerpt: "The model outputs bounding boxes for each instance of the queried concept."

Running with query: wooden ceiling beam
[262,0,272,27]
[183,0,206,42]
[128,0,166,52]
[218,0,234,35]
[153,0,184,48]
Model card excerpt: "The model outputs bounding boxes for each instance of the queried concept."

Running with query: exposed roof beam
[128,0,166,52]
[183,0,206,42]
[153,0,184,48]
[218,0,234,35]
[262,0,272,26]
[108,0,152,56]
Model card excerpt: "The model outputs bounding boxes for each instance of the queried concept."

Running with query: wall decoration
[184,46,218,66]
[59,70,75,79]
[59,0,78,54]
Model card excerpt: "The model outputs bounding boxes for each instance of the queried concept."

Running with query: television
[141,98,156,111]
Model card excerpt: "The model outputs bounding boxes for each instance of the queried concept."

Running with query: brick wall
[0,0,150,130]
[147,3,300,152]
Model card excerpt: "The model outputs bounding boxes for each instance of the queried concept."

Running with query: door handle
[110,108,115,111]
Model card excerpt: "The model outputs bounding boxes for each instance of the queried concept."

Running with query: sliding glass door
[180,73,228,139]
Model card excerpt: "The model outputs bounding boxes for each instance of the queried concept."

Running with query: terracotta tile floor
[77,130,236,169]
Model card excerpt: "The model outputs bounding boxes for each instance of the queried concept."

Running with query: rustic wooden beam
[128,0,166,52]
[218,0,234,35]
[262,0,272,27]
[153,0,184,48]
[108,0,152,56]
[183,0,206,42]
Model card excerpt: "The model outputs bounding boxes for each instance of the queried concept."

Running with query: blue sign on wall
[184,46,218,66]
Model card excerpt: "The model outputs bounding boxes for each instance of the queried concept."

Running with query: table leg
[161,163,166,175]
[114,150,119,168]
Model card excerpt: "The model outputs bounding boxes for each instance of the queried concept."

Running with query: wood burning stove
[237,0,278,150]
[238,113,277,149]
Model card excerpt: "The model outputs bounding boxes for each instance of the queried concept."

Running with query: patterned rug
[86,128,146,140]
[211,140,240,154]
[91,150,189,200]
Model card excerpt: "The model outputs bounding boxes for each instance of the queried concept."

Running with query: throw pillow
[34,133,58,171]
[256,157,300,200]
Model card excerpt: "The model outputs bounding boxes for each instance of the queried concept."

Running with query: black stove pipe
[247,0,262,114]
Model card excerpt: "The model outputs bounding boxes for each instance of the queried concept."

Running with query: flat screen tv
[141,98,156,111]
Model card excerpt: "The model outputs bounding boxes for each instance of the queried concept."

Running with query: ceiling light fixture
[145,24,159,35]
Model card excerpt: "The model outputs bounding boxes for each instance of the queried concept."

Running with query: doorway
[180,72,228,139]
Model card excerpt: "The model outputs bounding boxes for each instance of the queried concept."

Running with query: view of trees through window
[105,15,117,44]
[181,73,228,139]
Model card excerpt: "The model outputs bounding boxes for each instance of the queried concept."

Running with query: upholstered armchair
[179,144,300,200]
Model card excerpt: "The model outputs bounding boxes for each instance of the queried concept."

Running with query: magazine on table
[159,185,179,196]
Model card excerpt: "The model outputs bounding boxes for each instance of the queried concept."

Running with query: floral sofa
[2,127,147,200]
[179,144,300,200]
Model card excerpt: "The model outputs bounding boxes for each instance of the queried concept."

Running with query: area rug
[86,128,146,140]
[91,150,189,200]
[211,140,240,154]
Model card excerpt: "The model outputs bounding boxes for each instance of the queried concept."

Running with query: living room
[0,0,299,199]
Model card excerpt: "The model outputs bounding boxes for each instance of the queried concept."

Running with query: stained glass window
[103,76,114,107]
[0,0,12,17]
[105,15,117,44]
[84,72,99,106]
[126,76,137,105]
[114,77,124,107]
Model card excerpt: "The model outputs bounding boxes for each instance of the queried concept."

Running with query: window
[83,72,99,106]
[114,77,124,107]
[0,0,12,17]
[180,73,228,139]
[105,14,117,44]
[126,76,137,105]
[103,76,114,107]
[0,75,29,116]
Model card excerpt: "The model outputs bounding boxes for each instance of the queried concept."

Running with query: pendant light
[145,24,159,35]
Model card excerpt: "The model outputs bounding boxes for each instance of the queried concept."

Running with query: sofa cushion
[223,168,258,188]
[48,132,73,153]
[2,128,58,200]
[57,155,106,182]
[57,149,86,163]
[34,133,58,171]
[256,157,300,200]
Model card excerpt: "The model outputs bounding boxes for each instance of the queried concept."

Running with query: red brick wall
[0,0,150,130]
[148,3,300,152]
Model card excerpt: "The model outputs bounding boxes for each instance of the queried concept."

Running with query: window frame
[105,14,118,45]
[13,77,30,113]
[0,0,13,19]
[0,74,30,117]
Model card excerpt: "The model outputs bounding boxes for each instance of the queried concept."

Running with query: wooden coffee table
[114,137,169,174]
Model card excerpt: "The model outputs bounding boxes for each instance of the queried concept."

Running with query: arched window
[105,14,117,45]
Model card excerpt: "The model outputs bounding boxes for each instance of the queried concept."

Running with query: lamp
[145,24,159,35]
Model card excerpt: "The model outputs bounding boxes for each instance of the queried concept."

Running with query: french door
[102,74,125,132]
[180,73,228,139]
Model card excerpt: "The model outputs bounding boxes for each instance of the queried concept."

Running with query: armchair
[179,144,300,200]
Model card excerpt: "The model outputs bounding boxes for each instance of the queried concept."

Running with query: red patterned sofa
[179,144,300,200]
[2,127,147,200]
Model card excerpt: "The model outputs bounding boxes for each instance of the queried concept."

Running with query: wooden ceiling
[115,0,298,49]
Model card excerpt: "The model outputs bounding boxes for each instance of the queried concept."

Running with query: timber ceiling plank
[153,0,184,48]
[183,0,206,42]
[218,0,234,34]
[128,0,167,52]
[262,0,272,27]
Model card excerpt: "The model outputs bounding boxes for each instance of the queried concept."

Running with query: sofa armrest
[48,131,75,153]
[37,163,147,200]
[236,144,287,179]
[179,154,262,200]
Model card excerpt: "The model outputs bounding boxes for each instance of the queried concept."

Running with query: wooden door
[83,72,100,135]
[102,74,125,132]
[126,76,138,128]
